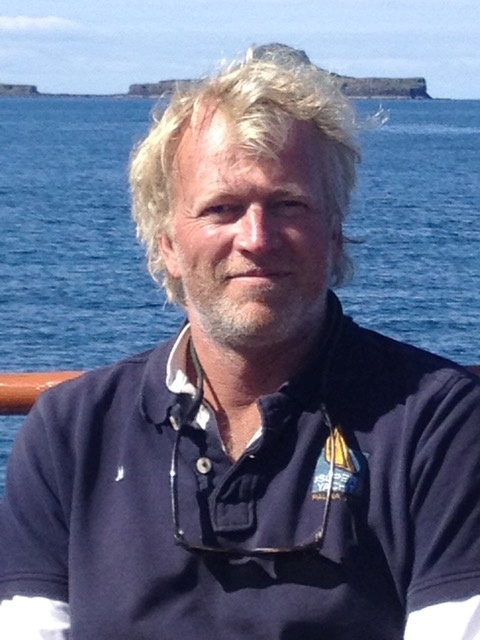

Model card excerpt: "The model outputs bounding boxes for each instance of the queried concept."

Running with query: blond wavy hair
[130,44,360,303]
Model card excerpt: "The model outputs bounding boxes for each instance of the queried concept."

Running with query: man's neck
[187,322,323,460]
[194,331,316,401]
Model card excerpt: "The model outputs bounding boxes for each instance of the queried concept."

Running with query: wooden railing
[0,366,479,416]
[0,371,84,415]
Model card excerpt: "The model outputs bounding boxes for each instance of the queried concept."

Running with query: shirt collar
[165,323,197,396]
[165,323,213,431]
[140,291,346,426]
[280,290,346,410]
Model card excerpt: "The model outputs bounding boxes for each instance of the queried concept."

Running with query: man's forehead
[177,105,234,161]
[170,107,332,216]
[175,104,322,166]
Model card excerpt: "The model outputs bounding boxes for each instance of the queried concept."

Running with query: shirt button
[196,457,212,474]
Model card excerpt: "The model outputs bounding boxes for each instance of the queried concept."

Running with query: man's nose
[233,205,281,253]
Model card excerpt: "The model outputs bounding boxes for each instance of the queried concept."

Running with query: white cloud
[0,15,82,33]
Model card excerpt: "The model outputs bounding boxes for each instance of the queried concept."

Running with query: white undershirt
[1,326,480,638]
[0,596,70,639]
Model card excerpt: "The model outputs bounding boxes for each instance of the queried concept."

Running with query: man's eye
[204,204,243,217]
[271,200,307,215]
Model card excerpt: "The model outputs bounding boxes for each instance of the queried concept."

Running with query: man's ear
[158,233,181,278]
[329,223,345,281]
[330,222,343,261]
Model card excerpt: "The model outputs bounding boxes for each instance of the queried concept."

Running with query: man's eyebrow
[271,187,308,196]
[267,185,311,199]
[210,184,310,198]
[196,190,242,205]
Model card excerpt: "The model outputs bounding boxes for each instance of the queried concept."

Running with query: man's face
[159,108,341,350]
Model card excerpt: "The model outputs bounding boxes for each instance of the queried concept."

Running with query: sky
[1,0,479,99]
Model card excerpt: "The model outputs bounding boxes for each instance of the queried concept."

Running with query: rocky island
[128,73,431,99]
[0,83,40,97]
[1,74,431,100]
[336,75,430,99]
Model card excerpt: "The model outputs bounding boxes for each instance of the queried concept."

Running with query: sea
[0,97,479,493]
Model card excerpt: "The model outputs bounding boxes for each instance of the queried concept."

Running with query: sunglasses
[169,376,335,558]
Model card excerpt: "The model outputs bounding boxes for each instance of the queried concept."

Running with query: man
[1,44,480,639]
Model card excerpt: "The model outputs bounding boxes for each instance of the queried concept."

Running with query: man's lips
[226,269,291,280]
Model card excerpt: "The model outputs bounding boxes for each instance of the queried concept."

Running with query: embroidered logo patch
[312,427,367,500]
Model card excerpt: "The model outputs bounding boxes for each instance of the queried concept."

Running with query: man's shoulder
[77,342,169,386]
[33,337,177,422]
[344,318,473,381]
[331,317,480,416]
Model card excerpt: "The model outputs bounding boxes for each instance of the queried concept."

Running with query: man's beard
[183,272,328,352]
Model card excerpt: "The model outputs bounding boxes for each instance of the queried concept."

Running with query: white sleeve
[0,596,70,639]
[405,596,480,640]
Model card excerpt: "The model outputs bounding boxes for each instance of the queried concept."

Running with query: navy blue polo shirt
[1,294,480,639]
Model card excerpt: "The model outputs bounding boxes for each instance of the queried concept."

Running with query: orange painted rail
[0,366,479,416]
[0,371,84,415]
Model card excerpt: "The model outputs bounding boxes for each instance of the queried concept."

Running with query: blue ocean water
[0,97,479,492]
